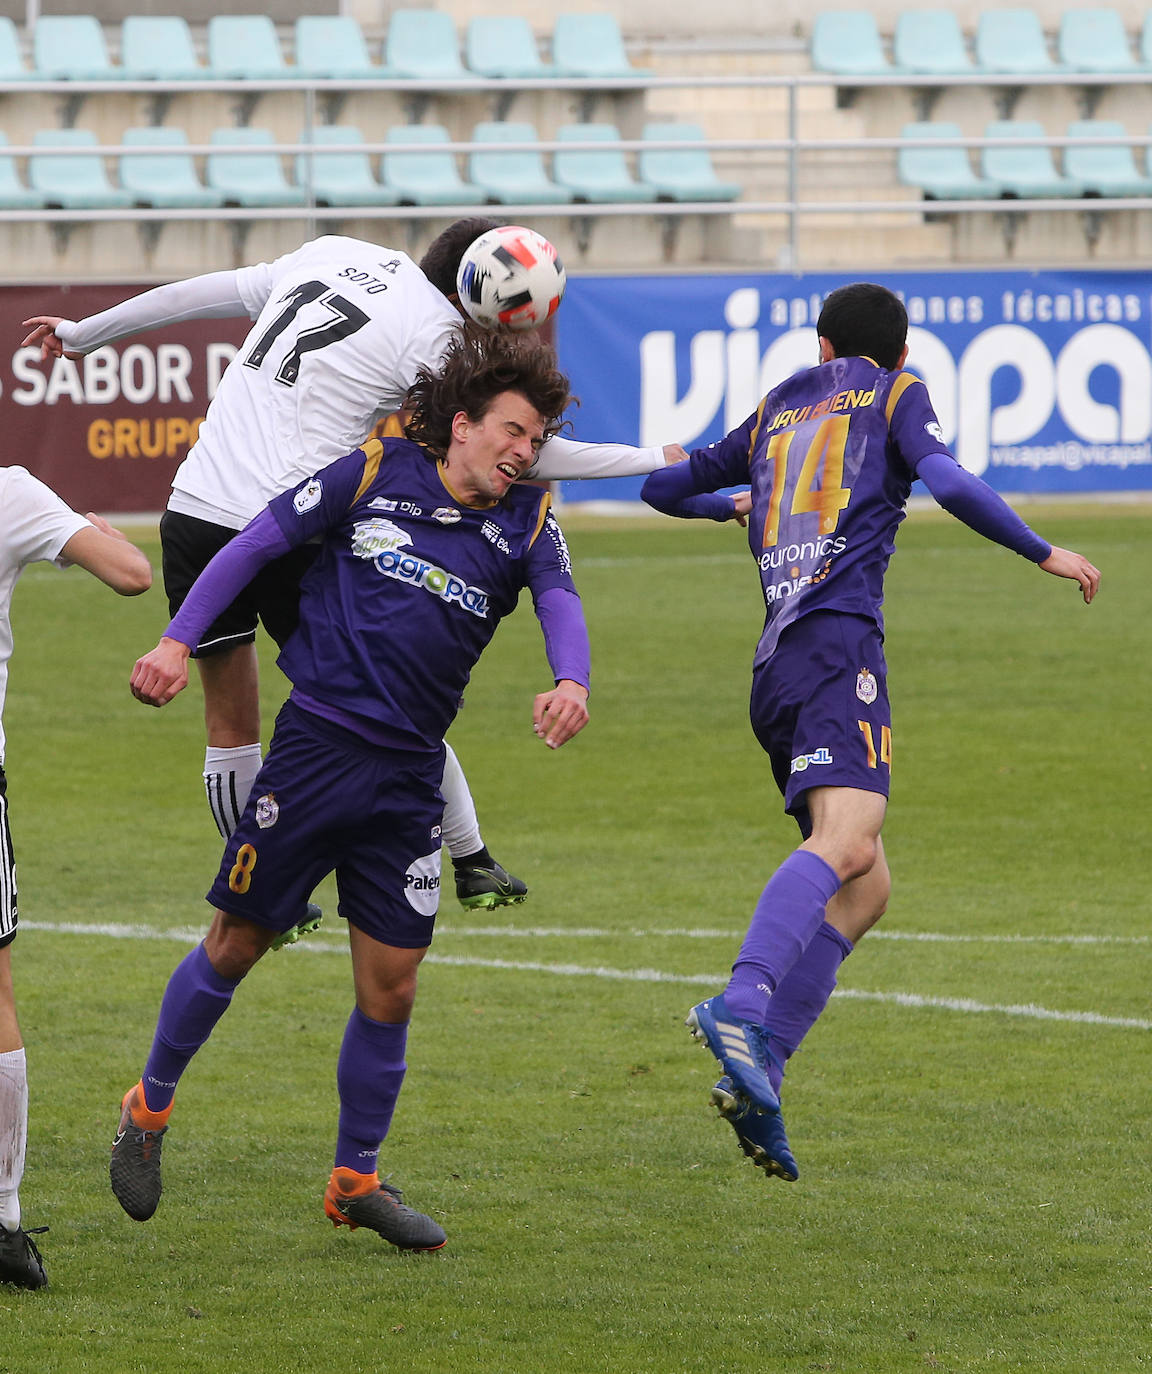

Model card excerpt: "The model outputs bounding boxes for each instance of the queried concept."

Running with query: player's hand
[661,443,689,465]
[131,636,191,707]
[1039,546,1100,604]
[532,679,589,749]
[84,512,130,542]
[20,316,79,361]
[729,490,752,527]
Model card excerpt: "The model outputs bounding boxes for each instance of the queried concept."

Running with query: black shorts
[0,769,17,950]
[160,510,320,659]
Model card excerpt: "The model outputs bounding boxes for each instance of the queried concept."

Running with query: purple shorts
[207,699,446,948]
[750,610,892,837]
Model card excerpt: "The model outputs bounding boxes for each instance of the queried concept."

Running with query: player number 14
[857,721,892,771]
[761,414,853,549]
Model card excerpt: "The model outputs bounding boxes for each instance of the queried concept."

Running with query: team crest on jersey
[433,507,462,525]
[352,517,412,560]
[856,668,878,704]
[293,479,323,514]
[255,793,279,829]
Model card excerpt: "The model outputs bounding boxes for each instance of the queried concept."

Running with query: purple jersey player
[643,282,1099,1183]
[111,329,589,1251]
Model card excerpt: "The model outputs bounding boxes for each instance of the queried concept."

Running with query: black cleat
[454,858,527,910]
[0,1223,48,1290]
[324,1169,446,1251]
[110,1083,169,1222]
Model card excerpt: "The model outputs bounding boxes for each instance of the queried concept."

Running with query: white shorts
[0,771,17,949]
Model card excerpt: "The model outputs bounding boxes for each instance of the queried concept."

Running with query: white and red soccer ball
[456,224,566,332]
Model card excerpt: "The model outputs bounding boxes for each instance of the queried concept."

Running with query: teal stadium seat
[980,119,1083,196]
[553,123,657,201]
[33,15,123,81]
[1141,13,1152,67]
[293,16,380,80]
[1057,9,1139,73]
[893,10,974,75]
[469,121,571,202]
[29,128,134,207]
[466,16,552,78]
[0,132,44,207]
[207,15,287,81]
[810,10,891,76]
[119,16,203,80]
[551,13,648,77]
[119,127,224,208]
[1063,119,1152,195]
[296,126,400,205]
[0,17,32,81]
[638,122,741,201]
[206,127,307,206]
[384,9,466,79]
[974,9,1061,74]
[381,125,485,205]
[897,121,998,198]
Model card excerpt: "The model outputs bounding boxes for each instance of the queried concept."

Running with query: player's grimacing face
[446,390,547,505]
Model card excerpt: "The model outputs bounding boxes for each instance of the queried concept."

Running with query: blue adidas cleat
[712,1075,799,1182]
[685,991,780,1115]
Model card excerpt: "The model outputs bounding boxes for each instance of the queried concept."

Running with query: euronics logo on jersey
[374,547,491,618]
[791,747,833,774]
[404,852,442,916]
[351,517,411,559]
[293,478,323,514]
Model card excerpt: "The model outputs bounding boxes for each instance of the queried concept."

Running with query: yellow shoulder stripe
[527,489,552,548]
[747,395,771,466]
[884,372,922,424]
[351,438,385,505]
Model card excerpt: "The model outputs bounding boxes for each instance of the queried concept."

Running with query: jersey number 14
[761,414,852,549]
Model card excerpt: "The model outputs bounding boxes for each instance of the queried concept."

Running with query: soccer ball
[455,225,566,332]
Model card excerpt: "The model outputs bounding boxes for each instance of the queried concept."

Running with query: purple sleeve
[641,410,759,519]
[533,586,590,691]
[915,453,1052,563]
[166,508,293,649]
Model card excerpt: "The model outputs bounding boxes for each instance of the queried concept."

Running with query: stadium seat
[206,15,287,81]
[553,123,657,202]
[0,132,44,207]
[980,120,1083,196]
[119,16,203,80]
[33,15,123,80]
[296,126,400,205]
[293,16,380,80]
[29,129,133,207]
[638,122,741,201]
[206,127,307,206]
[384,9,466,79]
[1057,9,1138,73]
[465,16,552,78]
[468,121,572,203]
[974,10,1061,74]
[1063,119,1152,195]
[0,17,32,81]
[551,13,648,77]
[897,121,998,199]
[893,10,974,74]
[119,127,224,208]
[810,10,891,76]
[381,124,485,205]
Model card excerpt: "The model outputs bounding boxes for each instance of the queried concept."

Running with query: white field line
[21,919,1152,1032]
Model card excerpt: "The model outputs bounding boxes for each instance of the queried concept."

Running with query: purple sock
[141,942,241,1113]
[333,1008,408,1174]
[759,922,855,1093]
[724,850,842,1025]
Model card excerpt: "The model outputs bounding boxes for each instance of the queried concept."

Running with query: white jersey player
[0,466,151,1288]
[22,219,672,911]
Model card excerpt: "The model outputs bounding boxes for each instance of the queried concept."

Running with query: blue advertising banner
[554,270,1152,502]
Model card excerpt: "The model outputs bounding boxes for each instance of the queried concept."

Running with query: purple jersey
[267,437,578,749]
[686,358,947,666]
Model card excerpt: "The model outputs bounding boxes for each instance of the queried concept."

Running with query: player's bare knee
[204,911,274,979]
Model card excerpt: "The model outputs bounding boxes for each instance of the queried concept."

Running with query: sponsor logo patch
[292,478,322,514]
[368,496,397,512]
[433,507,462,525]
[403,851,442,916]
[481,519,512,555]
[374,548,490,618]
[351,517,412,560]
[790,747,834,775]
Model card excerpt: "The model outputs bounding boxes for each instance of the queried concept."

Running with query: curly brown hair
[404,325,573,460]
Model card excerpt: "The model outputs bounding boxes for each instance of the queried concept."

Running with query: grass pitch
[1,503,1148,1373]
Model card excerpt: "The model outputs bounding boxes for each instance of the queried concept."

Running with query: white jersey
[54,234,666,529]
[0,467,89,764]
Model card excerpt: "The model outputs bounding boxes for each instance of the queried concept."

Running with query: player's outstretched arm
[1039,546,1101,604]
[533,680,589,749]
[131,636,191,708]
[59,515,152,595]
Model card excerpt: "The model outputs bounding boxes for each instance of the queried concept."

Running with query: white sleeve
[526,436,667,481]
[2,467,89,566]
[55,271,252,353]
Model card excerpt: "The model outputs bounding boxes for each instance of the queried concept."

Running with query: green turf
[1,504,1148,1372]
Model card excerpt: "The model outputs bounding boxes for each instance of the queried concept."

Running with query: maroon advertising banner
[0,285,251,515]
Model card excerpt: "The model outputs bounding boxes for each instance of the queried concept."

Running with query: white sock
[0,1047,28,1231]
[440,742,483,860]
[203,744,263,840]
